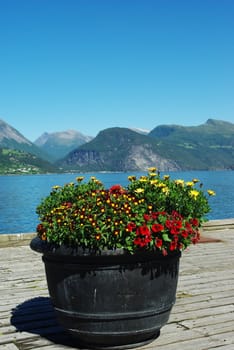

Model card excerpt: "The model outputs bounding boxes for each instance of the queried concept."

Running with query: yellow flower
[149,172,156,177]
[174,179,184,186]
[94,179,103,185]
[150,179,158,185]
[157,183,166,188]
[163,175,170,180]
[207,189,216,196]
[135,188,144,194]
[139,176,147,182]
[186,181,194,187]
[148,167,157,172]
[52,185,61,190]
[76,176,84,182]
[162,186,169,195]
[192,178,199,183]
[189,190,199,199]
[128,175,136,181]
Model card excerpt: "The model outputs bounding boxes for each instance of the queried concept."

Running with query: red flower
[151,223,164,233]
[134,225,152,247]
[165,219,171,229]
[151,211,166,219]
[143,214,151,221]
[162,248,168,256]
[126,222,136,232]
[134,237,149,247]
[37,224,45,234]
[169,240,177,251]
[190,218,199,227]
[109,185,124,194]
[178,242,183,250]
[192,230,200,244]
[136,225,151,236]
[181,229,189,238]
[63,202,72,208]
[171,211,183,220]
[166,219,182,235]
[151,212,159,220]
[155,238,163,248]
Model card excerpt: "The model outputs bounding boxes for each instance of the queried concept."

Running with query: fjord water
[0,171,233,234]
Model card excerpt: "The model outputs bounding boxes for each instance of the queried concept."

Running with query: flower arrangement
[36,168,215,255]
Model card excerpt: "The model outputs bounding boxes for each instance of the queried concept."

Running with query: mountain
[34,130,93,161]
[57,127,180,172]
[57,119,234,171]
[0,119,58,174]
[148,119,234,169]
[0,119,52,162]
[1,118,233,173]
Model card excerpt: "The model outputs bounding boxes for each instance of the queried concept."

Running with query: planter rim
[30,236,181,260]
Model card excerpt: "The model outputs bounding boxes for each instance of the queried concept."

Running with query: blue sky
[0,0,234,141]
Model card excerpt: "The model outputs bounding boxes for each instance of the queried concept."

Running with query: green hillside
[148,119,234,170]
[0,148,58,174]
[79,127,153,150]
[58,120,234,171]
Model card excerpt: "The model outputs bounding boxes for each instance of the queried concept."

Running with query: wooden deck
[0,219,234,350]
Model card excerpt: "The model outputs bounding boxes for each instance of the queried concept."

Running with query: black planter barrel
[31,237,180,349]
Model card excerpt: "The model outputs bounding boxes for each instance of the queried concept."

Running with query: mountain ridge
[34,129,93,161]
[0,118,233,173]
[57,127,180,172]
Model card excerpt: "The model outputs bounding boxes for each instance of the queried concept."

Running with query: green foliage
[36,168,215,255]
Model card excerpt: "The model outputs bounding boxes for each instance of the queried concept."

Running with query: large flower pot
[30,236,181,349]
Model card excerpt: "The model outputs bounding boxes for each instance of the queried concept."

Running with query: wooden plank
[1,345,19,350]
[0,223,234,350]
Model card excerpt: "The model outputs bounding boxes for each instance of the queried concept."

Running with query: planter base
[69,330,160,350]
[55,306,166,349]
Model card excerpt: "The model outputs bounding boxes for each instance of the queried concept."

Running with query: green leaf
[116,243,123,248]
[162,233,171,242]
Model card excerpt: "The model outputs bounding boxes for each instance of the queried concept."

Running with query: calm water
[0,171,233,234]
